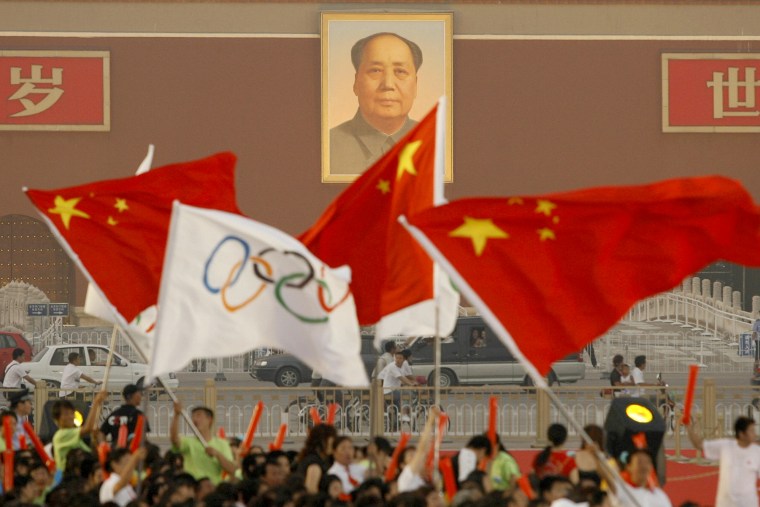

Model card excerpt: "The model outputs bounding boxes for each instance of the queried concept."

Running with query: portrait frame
[321,12,453,183]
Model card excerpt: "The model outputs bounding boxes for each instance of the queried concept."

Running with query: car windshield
[30,347,48,362]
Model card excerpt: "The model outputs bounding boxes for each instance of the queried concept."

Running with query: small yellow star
[449,216,509,256]
[396,140,423,180]
[48,195,91,230]
[507,197,524,205]
[535,199,557,216]
[377,179,391,194]
[114,198,129,213]
[537,227,556,241]
[107,216,119,226]
[552,216,559,224]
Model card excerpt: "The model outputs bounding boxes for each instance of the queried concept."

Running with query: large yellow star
[396,140,423,180]
[449,216,509,256]
[537,227,556,241]
[114,198,129,213]
[48,195,90,230]
[377,179,391,194]
[535,199,557,216]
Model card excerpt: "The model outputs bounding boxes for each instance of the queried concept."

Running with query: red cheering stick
[22,421,55,472]
[97,442,111,478]
[130,415,145,452]
[681,364,700,425]
[3,450,14,492]
[632,432,647,450]
[217,426,226,439]
[2,414,13,450]
[269,423,287,451]
[426,413,449,473]
[517,475,536,500]
[487,396,498,450]
[18,434,27,450]
[117,422,128,448]
[309,407,322,426]
[439,456,458,500]
[327,403,339,426]
[384,432,410,482]
[240,401,263,455]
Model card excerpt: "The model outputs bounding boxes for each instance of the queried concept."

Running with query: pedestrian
[372,341,397,380]
[51,390,108,472]
[99,383,151,445]
[686,415,760,507]
[609,354,624,388]
[59,352,101,398]
[631,355,662,399]
[2,348,37,396]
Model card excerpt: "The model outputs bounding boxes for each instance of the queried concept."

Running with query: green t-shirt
[175,436,233,485]
[52,427,91,471]
[490,451,521,491]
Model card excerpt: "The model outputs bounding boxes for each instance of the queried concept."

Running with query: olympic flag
[300,99,459,340]
[150,203,369,387]
[401,176,760,383]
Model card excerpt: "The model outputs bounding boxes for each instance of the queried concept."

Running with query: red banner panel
[663,53,760,133]
[0,50,109,131]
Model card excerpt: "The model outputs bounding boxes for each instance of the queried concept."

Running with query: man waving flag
[402,176,760,383]
[301,99,459,341]
[151,203,368,387]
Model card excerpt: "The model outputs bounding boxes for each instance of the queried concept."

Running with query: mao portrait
[321,13,453,183]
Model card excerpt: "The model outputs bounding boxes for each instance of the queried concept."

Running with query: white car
[20,344,178,392]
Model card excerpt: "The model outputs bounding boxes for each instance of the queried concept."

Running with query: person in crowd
[453,435,492,484]
[489,433,521,492]
[539,475,574,504]
[569,424,606,490]
[603,449,672,507]
[52,390,108,472]
[686,415,760,507]
[59,352,101,398]
[100,383,151,444]
[170,401,237,485]
[3,348,37,394]
[8,390,32,450]
[328,435,367,495]
[533,423,576,479]
[396,406,441,493]
[99,447,147,505]
[296,423,338,494]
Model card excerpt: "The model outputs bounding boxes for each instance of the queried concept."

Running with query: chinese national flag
[300,103,458,335]
[25,152,241,324]
[403,176,760,377]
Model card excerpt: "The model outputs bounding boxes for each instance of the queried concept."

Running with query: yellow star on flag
[535,199,557,216]
[377,179,391,194]
[114,198,129,213]
[396,140,422,180]
[107,216,119,226]
[48,195,90,230]
[537,227,556,241]
[449,216,509,256]
[507,197,524,205]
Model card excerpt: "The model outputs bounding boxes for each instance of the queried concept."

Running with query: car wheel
[522,370,559,387]
[275,367,300,387]
[428,369,457,388]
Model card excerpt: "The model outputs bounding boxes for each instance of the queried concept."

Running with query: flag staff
[100,325,119,391]
[432,301,442,486]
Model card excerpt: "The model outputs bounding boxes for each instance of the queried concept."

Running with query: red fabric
[406,176,760,374]
[25,152,241,323]
[299,107,438,325]
[533,450,577,479]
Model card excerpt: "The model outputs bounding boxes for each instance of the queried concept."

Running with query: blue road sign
[48,303,69,316]
[27,303,48,316]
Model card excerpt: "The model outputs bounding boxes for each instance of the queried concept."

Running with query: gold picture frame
[321,12,453,183]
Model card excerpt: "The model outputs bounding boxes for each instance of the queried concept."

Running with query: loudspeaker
[604,397,666,484]
[39,399,91,441]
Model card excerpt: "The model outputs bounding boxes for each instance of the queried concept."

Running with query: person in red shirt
[532,423,576,479]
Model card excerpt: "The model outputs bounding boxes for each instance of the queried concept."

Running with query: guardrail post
[369,379,384,438]
[703,378,717,440]
[34,384,48,433]
[204,378,217,412]
[535,388,550,446]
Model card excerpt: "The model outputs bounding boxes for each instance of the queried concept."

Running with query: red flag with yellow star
[300,101,459,337]
[25,152,241,325]
[402,177,760,378]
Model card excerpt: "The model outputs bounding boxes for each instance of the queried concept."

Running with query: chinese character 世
[8,64,64,117]
[707,66,760,119]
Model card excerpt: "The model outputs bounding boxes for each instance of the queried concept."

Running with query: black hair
[383,341,396,353]
[534,423,568,468]
[12,348,25,360]
[735,416,755,437]
[51,399,75,421]
[466,435,492,455]
[373,436,393,456]
[538,474,572,495]
[351,33,423,72]
[298,423,338,462]
[634,355,646,368]
[190,405,214,421]
[612,354,624,366]
[106,448,131,473]
[68,352,79,363]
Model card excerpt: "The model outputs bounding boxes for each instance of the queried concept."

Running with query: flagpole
[432,301,442,488]
[100,325,119,392]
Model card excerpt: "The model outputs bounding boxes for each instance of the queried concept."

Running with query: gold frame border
[0,49,110,132]
[662,52,760,133]
[320,12,453,183]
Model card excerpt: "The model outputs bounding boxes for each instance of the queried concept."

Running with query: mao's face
[353,35,418,131]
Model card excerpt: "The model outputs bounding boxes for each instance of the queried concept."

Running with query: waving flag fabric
[25,152,241,356]
[402,176,760,380]
[151,203,368,387]
[300,100,459,340]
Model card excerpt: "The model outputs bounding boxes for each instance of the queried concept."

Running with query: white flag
[150,203,369,387]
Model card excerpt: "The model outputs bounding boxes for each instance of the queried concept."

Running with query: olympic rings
[221,256,271,312]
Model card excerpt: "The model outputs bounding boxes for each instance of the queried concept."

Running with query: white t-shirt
[379,363,405,394]
[3,360,26,388]
[401,360,412,377]
[703,438,760,507]
[615,480,672,507]
[99,472,137,506]
[631,367,646,398]
[457,447,478,482]
[327,461,366,493]
[397,465,427,493]
[60,363,83,396]
[619,374,633,396]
